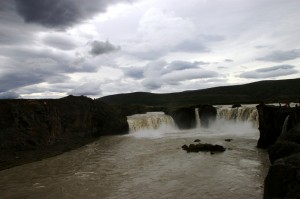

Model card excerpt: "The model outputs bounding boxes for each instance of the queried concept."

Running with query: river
[0,117,269,199]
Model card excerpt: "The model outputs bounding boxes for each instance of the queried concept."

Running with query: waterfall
[217,106,258,127]
[195,108,201,128]
[127,112,176,133]
[281,115,290,136]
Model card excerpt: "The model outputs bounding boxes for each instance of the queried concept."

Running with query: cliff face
[264,125,300,199]
[165,105,217,129]
[257,105,300,149]
[256,105,300,199]
[0,96,128,150]
[0,96,129,170]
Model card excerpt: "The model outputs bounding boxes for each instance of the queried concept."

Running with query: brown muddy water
[0,120,269,199]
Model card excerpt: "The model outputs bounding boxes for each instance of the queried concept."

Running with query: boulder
[268,141,300,163]
[279,124,300,144]
[264,153,300,199]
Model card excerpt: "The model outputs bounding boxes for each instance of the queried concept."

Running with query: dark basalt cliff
[0,96,128,170]
[257,105,300,199]
[257,105,300,149]
[165,105,216,129]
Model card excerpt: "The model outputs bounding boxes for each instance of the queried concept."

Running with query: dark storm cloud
[240,65,297,79]
[0,63,70,92]
[0,91,20,99]
[0,46,98,93]
[0,71,46,92]
[89,40,120,56]
[14,0,132,29]
[257,49,300,62]
[0,1,41,46]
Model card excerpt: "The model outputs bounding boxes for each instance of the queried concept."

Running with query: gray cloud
[0,1,42,46]
[141,60,219,90]
[161,69,218,83]
[68,82,102,96]
[0,91,20,99]
[163,60,200,74]
[1,47,98,73]
[240,65,298,79]
[224,59,233,62]
[14,0,132,29]
[0,46,99,93]
[257,49,300,62]
[90,40,120,56]
[123,67,144,79]
[255,45,273,49]
[43,34,77,50]
[0,71,46,92]
[173,40,209,53]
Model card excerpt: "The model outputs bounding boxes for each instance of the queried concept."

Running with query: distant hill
[99,78,300,107]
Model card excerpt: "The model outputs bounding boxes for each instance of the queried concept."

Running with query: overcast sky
[0,0,299,99]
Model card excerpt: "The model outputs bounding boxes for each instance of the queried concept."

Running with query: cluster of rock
[257,105,300,199]
[182,139,226,154]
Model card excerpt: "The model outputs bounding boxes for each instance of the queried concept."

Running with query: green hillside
[99,78,300,107]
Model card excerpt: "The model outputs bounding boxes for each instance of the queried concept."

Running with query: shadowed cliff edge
[257,105,300,199]
[0,95,129,170]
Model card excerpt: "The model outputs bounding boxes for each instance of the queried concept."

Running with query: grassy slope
[100,78,300,107]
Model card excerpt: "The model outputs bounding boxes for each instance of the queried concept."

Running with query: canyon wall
[257,105,300,199]
[0,96,128,170]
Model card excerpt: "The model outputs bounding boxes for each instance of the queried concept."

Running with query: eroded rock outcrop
[198,105,217,128]
[0,96,128,170]
[166,105,217,129]
[167,107,196,129]
[0,96,128,149]
[264,152,300,199]
[257,105,300,149]
[256,105,300,198]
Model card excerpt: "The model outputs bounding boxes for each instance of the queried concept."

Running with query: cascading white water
[281,115,290,136]
[217,106,259,127]
[195,108,201,128]
[127,112,176,133]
